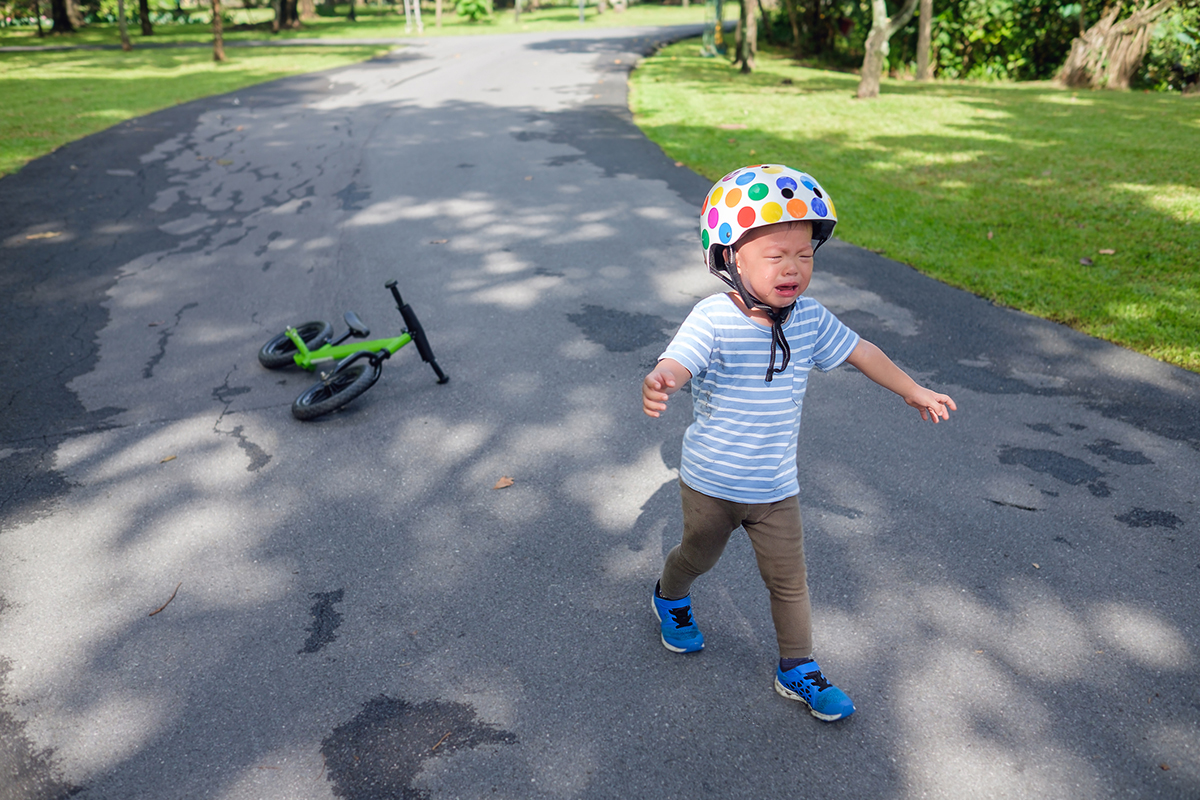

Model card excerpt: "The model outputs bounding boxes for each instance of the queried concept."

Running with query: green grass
[0,3,708,47]
[630,40,1200,373]
[0,45,393,176]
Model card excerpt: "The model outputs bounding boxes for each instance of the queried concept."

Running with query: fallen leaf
[718,123,748,130]
[727,138,738,145]
[429,239,448,244]
[1160,763,1170,771]
[1099,248,1116,255]
[974,649,984,654]
[493,476,514,490]
[674,161,684,167]
[524,176,532,181]
[236,125,244,131]
[160,455,177,463]
[26,231,62,240]
[613,59,622,64]
[1032,563,1040,569]
[749,149,757,156]
[217,159,233,166]
[987,230,994,240]
[1079,257,1093,266]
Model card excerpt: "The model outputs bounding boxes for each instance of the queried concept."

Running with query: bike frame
[283,329,411,371]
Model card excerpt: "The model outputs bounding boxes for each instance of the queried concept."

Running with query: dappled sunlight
[5,29,1197,800]
[897,643,1103,799]
[563,446,673,531]
[1092,603,1192,669]
[1112,182,1200,223]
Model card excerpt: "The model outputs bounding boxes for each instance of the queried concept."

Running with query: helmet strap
[719,246,794,383]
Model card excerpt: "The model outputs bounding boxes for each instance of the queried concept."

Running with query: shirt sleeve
[809,302,860,372]
[660,301,717,380]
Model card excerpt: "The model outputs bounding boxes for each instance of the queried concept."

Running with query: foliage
[456,0,492,21]
[1136,1,1200,91]
[756,0,1200,89]
[629,40,1200,371]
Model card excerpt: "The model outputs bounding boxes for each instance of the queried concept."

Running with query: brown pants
[660,481,813,659]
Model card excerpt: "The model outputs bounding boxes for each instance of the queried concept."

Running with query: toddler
[642,164,956,721]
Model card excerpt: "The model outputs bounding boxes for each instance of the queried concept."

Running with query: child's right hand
[643,360,692,418]
[642,367,676,418]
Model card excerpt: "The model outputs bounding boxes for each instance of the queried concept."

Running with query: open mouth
[775,283,800,296]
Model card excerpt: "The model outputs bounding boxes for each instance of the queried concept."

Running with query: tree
[211,0,225,60]
[116,0,132,49]
[49,0,80,32]
[782,0,801,54]
[138,0,153,35]
[735,0,759,71]
[856,0,920,97]
[1057,0,1177,88]
[916,0,932,79]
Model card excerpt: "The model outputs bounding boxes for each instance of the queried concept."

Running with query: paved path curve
[2,26,1198,800]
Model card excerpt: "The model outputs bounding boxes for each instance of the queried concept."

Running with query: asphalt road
[1,25,1198,800]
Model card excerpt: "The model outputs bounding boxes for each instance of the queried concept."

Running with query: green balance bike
[258,280,449,420]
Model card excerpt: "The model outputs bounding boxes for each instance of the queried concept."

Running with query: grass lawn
[0,45,393,177]
[0,3,708,48]
[630,40,1200,373]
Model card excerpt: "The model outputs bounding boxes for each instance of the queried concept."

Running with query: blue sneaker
[774,659,855,721]
[651,582,704,653]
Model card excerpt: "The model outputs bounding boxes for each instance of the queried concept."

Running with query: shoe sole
[774,676,848,722]
[651,596,703,653]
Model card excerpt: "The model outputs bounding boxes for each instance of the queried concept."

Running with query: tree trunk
[757,0,772,44]
[299,0,316,21]
[735,0,756,71]
[856,0,919,98]
[513,0,519,23]
[49,0,74,32]
[1056,0,1175,89]
[211,0,225,60]
[435,0,441,26]
[347,0,355,20]
[34,0,45,37]
[782,0,800,54]
[916,0,931,79]
[742,0,757,71]
[117,0,132,48]
[138,0,153,34]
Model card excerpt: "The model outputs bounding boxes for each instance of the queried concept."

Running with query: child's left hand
[904,387,956,423]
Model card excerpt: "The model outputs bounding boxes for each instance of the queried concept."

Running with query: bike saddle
[343,311,370,338]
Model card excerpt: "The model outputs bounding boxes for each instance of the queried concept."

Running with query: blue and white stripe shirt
[661,293,860,504]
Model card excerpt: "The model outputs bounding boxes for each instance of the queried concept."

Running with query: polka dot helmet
[700,164,837,284]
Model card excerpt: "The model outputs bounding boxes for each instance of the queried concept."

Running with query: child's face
[733,222,814,310]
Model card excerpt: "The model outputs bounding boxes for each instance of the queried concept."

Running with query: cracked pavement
[1,24,1199,800]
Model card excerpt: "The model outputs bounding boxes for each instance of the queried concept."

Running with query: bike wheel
[258,321,333,369]
[292,363,380,420]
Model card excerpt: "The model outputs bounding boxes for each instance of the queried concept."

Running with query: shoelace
[803,668,832,692]
[668,606,694,629]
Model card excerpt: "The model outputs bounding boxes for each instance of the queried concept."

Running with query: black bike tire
[291,363,380,420]
[258,321,333,369]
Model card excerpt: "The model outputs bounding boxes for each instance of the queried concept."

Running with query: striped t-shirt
[660,293,860,504]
